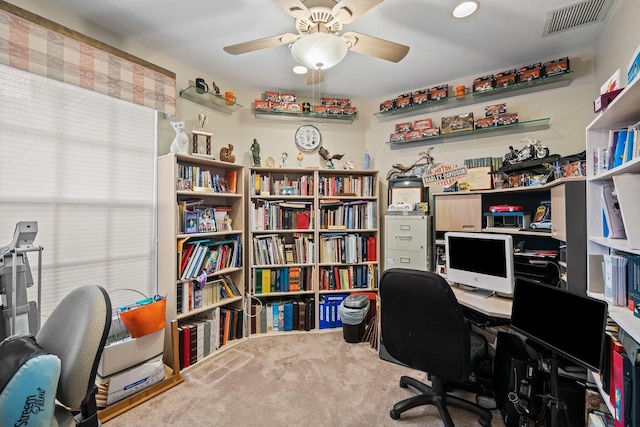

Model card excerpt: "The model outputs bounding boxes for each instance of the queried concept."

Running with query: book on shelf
[225,170,237,194]
[612,174,640,250]
[603,253,627,307]
[601,183,626,239]
[613,129,628,169]
[612,250,640,316]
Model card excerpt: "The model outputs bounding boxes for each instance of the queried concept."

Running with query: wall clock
[295,124,321,153]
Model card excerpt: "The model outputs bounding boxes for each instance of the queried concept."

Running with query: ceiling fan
[223,0,410,84]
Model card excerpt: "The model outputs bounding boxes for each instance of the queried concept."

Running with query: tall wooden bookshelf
[247,167,379,336]
[158,153,245,371]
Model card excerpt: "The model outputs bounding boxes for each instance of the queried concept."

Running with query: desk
[450,283,513,320]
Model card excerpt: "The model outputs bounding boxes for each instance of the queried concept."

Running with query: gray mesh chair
[379,268,492,426]
[36,285,111,426]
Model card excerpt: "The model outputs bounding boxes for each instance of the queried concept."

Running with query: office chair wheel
[390,409,401,420]
[399,377,409,388]
[479,416,492,426]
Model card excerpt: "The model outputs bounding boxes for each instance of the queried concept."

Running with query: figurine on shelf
[319,146,344,170]
[343,160,355,170]
[280,152,288,168]
[265,156,275,167]
[250,139,261,166]
[169,120,189,154]
[364,150,371,170]
[297,152,304,167]
[219,144,236,163]
[386,148,435,180]
[211,81,220,95]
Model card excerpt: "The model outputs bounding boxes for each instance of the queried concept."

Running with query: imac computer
[444,231,515,298]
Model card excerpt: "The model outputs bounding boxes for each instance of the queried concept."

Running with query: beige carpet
[104,331,506,426]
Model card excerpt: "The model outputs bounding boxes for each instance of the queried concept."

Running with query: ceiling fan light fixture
[292,65,308,74]
[452,1,479,18]
[290,32,348,70]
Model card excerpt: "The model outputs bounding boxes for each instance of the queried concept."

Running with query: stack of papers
[603,254,628,306]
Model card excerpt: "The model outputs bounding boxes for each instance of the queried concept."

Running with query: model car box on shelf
[518,63,542,82]
[542,57,570,77]
[495,69,518,87]
[412,89,429,104]
[390,132,405,142]
[264,91,281,101]
[497,112,519,126]
[380,99,395,112]
[314,105,327,113]
[342,106,357,115]
[254,100,270,111]
[395,93,412,108]
[485,103,507,117]
[395,122,412,133]
[475,116,496,129]
[405,130,422,141]
[441,113,474,134]
[473,74,495,92]
[327,105,343,114]
[430,84,448,100]
[413,118,433,130]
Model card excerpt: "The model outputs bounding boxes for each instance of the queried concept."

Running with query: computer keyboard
[460,305,510,327]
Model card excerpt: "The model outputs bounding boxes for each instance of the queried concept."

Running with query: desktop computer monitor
[445,231,515,297]
[510,280,608,372]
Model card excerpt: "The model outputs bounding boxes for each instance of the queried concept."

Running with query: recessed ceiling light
[292,65,307,75]
[452,1,479,18]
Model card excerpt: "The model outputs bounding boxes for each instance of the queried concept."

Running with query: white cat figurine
[169,120,189,154]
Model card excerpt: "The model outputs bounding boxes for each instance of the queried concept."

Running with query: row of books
[252,266,313,294]
[251,172,313,196]
[179,237,242,280]
[252,233,314,266]
[176,275,241,315]
[463,156,503,171]
[601,122,640,172]
[317,175,375,197]
[177,306,243,370]
[318,264,378,291]
[250,297,315,334]
[319,234,377,264]
[177,165,237,193]
[319,200,377,230]
[249,200,312,231]
[603,250,640,315]
[182,205,232,234]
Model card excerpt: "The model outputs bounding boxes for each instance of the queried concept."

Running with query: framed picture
[390,186,422,205]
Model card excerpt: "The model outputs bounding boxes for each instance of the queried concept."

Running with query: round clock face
[295,125,321,152]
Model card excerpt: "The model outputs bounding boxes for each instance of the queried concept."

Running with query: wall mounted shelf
[386,118,550,149]
[180,86,243,115]
[374,72,572,122]
[254,109,356,124]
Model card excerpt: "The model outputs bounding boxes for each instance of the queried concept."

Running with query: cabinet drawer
[385,217,428,252]
[434,194,482,231]
[385,249,428,271]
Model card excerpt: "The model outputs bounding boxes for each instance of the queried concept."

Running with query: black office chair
[379,268,492,426]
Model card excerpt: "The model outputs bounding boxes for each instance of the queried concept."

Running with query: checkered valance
[0,2,176,116]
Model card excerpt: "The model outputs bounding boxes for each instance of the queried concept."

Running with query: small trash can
[338,294,370,343]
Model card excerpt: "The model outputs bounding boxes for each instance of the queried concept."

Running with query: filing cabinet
[384,214,431,272]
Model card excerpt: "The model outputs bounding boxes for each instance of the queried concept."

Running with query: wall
[595,0,640,90]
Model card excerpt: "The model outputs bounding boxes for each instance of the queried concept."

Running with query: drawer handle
[400,225,411,230]
[397,235,412,240]
[400,257,411,263]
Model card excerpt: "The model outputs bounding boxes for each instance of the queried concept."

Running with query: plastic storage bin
[339,295,370,343]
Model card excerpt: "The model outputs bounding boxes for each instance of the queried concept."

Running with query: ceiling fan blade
[330,0,383,25]
[274,0,311,20]
[223,33,300,55]
[341,31,409,63]
[306,69,324,85]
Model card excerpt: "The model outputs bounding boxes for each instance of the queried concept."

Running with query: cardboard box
[475,116,496,129]
[254,99,270,110]
[395,122,412,133]
[97,356,165,406]
[395,95,412,108]
[342,106,357,115]
[280,93,296,102]
[485,103,507,117]
[264,91,280,101]
[314,105,327,113]
[321,97,336,106]
[441,113,474,133]
[98,328,164,377]
[495,69,517,87]
[518,63,542,82]
[413,118,433,130]
[497,112,519,126]
[430,85,448,100]
[543,57,570,77]
[412,90,429,104]
[327,105,343,114]
[380,99,395,111]
[473,74,495,92]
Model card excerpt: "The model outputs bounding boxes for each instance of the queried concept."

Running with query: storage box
[441,113,474,133]
[485,103,507,117]
[412,90,429,104]
[98,328,164,377]
[264,91,280,101]
[413,118,433,130]
[254,100,270,110]
[430,85,448,100]
[395,95,412,108]
[496,112,519,126]
[543,57,570,77]
[495,69,517,87]
[97,356,165,406]
[473,74,495,92]
[518,63,542,82]
[395,122,412,133]
[380,99,395,111]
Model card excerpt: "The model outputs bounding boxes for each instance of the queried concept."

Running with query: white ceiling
[46,0,615,100]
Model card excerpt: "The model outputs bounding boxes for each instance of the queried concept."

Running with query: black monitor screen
[510,280,608,371]
[448,235,507,277]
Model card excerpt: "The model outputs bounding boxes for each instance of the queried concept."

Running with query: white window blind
[0,64,157,319]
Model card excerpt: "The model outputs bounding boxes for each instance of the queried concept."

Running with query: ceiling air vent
[542,0,614,37]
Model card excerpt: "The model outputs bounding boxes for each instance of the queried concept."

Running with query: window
[0,64,157,319]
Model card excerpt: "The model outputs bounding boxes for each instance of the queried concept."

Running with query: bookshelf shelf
[374,72,571,121]
[254,108,356,124]
[158,154,246,372]
[248,167,380,336]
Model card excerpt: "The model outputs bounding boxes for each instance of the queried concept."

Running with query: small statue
[169,120,189,154]
[219,144,236,163]
[343,160,355,170]
[280,152,288,168]
[211,81,220,95]
[364,150,371,170]
[250,139,261,167]
[265,156,275,168]
[297,152,304,167]
[318,146,344,170]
